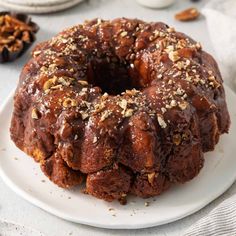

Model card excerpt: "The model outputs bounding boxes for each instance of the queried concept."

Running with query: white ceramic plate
[0,0,84,13]
[0,86,236,229]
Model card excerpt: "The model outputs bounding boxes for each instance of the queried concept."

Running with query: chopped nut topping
[102,92,109,99]
[153,30,160,37]
[182,133,189,140]
[81,112,89,120]
[124,109,133,117]
[93,136,98,144]
[208,76,215,81]
[186,59,191,66]
[50,84,62,90]
[78,80,88,86]
[186,73,192,82]
[161,107,167,114]
[43,76,75,92]
[149,35,155,41]
[63,98,78,108]
[118,99,128,110]
[173,134,182,145]
[168,51,180,62]
[31,108,39,119]
[81,88,88,92]
[159,31,166,37]
[58,76,74,86]
[148,172,156,185]
[178,101,188,110]
[33,50,41,56]
[120,31,128,37]
[97,18,102,24]
[195,42,202,49]
[100,110,111,121]
[209,79,221,89]
[165,45,174,53]
[43,78,57,91]
[176,61,185,70]
[200,79,205,85]
[125,89,139,96]
[208,75,221,88]
[170,100,177,107]
[157,114,167,129]
[167,27,175,33]
[94,103,105,113]
[176,87,185,96]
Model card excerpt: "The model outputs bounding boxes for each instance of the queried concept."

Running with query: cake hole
[87,58,140,95]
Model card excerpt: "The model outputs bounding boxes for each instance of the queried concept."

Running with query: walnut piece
[147,172,156,185]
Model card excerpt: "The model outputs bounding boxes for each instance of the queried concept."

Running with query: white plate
[0,86,236,229]
[0,0,84,13]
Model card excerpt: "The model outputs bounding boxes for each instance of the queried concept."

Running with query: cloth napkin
[185,1,236,235]
[202,0,236,92]
[184,194,236,236]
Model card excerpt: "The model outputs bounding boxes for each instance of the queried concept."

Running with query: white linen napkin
[202,0,236,92]
[184,194,236,236]
[185,1,236,235]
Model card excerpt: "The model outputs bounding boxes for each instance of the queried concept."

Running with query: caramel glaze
[10,18,230,203]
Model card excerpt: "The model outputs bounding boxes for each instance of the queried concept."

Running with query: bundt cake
[10,18,230,204]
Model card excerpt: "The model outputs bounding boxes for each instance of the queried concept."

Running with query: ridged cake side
[10,18,230,203]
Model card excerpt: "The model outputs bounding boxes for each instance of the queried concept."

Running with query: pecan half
[175,8,200,21]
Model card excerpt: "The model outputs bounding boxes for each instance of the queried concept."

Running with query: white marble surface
[0,0,235,235]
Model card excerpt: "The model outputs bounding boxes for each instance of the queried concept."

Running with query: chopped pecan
[0,14,37,55]
[148,172,156,185]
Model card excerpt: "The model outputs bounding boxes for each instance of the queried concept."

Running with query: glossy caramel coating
[10,18,230,203]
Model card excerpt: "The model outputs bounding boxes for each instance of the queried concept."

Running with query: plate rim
[0,0,84,13]
[0,85,236,229]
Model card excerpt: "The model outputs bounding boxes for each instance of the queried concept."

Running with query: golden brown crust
[10,18,230,203]
[41,153,83,188]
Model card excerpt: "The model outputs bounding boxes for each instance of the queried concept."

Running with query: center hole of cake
[87,59,140,95]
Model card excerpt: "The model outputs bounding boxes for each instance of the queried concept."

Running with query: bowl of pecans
[0,12,39,63]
